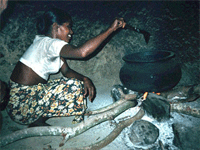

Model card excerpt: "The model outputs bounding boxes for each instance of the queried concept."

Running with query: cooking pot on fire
[119,50,182,93]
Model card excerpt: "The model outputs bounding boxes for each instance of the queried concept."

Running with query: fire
[143,92,161,100]
[153,92,161,95]
[143,92,148,100]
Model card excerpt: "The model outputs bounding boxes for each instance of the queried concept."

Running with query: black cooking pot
[119,50,182,92]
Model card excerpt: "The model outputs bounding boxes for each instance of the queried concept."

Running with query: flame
[152,92,161,95]
[143,92,148,100]
[143,92,160,100]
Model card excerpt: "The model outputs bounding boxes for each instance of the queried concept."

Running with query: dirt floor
[0,1,199,150]
[1,84,200,150]
[0,85,120,150]
[1,85,141,150]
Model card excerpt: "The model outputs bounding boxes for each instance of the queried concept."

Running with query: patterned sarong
[6,77,87,125]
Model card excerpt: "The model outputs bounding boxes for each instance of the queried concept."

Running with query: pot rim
[123,50,175,63]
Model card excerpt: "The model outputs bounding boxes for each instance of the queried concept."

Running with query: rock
[110,84,129,102]
[173,123,200,149]
[128,120,159,148]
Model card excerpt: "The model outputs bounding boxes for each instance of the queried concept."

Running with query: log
[59,100,137,147]
[171,102,200,118]
[147,92,200,118]
[160,84,200,103]
[67,109,145,150]
[0,99,137,147]
[86,89,137,115]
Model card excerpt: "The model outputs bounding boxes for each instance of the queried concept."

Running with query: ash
[113,106,179,150]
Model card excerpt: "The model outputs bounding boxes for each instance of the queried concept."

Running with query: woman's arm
[0,0,8,14]
[60,18,125,59]
[60,57,96,102]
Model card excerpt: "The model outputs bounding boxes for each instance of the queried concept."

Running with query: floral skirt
[6,77,87,125]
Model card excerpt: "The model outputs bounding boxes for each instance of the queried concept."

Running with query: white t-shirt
[20,35,68,80]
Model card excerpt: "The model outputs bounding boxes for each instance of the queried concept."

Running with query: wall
[0,1,199,88]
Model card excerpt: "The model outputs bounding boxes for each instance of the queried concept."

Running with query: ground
[0,1,199,150]
[1,85,200,150]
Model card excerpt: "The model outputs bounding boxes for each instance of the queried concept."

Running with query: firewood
[171,102,200,118]
[86,88,137,116]
[66,109,145,150]
[0,100,137,148]
[141,93,170,122]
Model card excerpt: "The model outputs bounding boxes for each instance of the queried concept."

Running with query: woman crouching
[6,8,126,127]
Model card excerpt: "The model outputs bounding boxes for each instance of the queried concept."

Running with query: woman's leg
[42,77,87,124]
[7,77,86,126]
[7,80,51,125]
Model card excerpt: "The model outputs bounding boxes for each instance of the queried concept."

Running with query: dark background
[0,1,199,86]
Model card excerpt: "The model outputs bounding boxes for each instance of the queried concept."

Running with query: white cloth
[20,35,68,80]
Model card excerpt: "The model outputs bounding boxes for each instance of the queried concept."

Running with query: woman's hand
[60,58,96,102]
[83,77,96,102]
[110,18,126,31]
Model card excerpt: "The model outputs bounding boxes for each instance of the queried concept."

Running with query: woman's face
[56,22,73,43]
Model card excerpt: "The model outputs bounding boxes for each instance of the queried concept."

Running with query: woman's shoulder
[34,35,50,41]
[35,35,67,43]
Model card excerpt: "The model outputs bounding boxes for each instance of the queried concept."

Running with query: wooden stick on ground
[0,97,137,147]
[86,88,137,116]
[170,102,200,118]
[66,108,145,150]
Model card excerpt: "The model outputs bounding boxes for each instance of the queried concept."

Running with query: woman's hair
[37,8,72,35]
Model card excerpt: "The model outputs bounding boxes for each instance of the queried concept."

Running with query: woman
[7,8,126,127]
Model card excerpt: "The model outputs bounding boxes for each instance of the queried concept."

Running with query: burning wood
[142,92,161,101]
[153,92,161,95]
[135,91,170,122]
[143,92,161,99]
[139,92,170,122]
[143,92,148,100]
